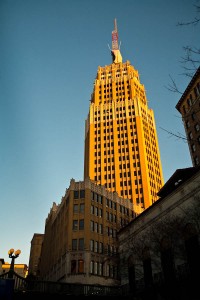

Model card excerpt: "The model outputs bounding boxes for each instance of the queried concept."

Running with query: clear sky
[0,0,198,265]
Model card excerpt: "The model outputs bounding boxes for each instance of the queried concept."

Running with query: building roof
[118,166,200,234]
[176,66,200,112]
[157,166,200,198]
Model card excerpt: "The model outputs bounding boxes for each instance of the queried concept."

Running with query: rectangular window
[99,224,103,234]
[95,241,98,253]
[99,263,103,276]
[99,195,103,204]
[73,220,78,230]
[90,220,94,231]
[91,205,94,214]
[78,260,84,273]
[90,261,94,274]
[73,204,78,213]
[99,242,103,254]
[80,190,85,198]
[94,262,98,274]
[80,203,84,213]
[99,208,103,217]
[79,238,84,250]
[79,219,84,230]
[74,191,79,199]
[95,206,98,216]
[94,222,98,232]
[72,239,77,251]
[90,240,94,251]
[71,260,76,274]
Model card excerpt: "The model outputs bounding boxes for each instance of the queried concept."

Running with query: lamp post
[8,248,21,279]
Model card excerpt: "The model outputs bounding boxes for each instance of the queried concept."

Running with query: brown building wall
[39,178,134,285]
[176,67,200,166]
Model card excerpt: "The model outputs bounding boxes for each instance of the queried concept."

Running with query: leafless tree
[119,199,200,283]
[169,1,200,89]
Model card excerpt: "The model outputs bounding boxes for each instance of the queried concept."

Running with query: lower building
[38,177,135,285]
[0,259,5,275]
[118,166,200,298]
[1,262,28,278]
[28,233,44,278]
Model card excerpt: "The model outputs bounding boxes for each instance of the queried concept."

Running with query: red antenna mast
[112,18,119,51]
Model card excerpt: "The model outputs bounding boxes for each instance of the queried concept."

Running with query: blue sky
[0,0,198,265]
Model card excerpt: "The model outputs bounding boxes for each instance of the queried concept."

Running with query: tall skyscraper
[84,19,164,213]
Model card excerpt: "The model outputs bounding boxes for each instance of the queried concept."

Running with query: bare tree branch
[165,75,183,94]
[159,127,188,142]
[177,4,200,26]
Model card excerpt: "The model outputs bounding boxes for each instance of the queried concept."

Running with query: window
[95,241,98,253]
[99,242,103,253]
[99,208,103,217]
[80,203,84,213]
[90,240,94,251]
[91,220,94,231]
[192,144,196,152]
[99,195,103,204]
[73,220,78,230]
[90,261,94,273]
[91,205,94,214]
[94,222,98,232]
[99,224,103,234]
[73,204,78,213]
[78,260,84,273]
[80,190,85,198]
[79,219,84,230]
[71,260,76,274]
[94,262,98,274]
[195,156,199,165]
[99,263,103,276]
[95,206,98,216]
[189,132,193,140]
[79,238,84,250]
[74,191,79,199]
[72,239,77,250]
[186,120,190,128]
[191,112,196,120]
[195,124,200,132]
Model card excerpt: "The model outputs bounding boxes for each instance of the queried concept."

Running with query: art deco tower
[84,19,164,213]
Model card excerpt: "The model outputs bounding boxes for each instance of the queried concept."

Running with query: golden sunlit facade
[176,67,200,167]
[38,178,134,285]
[84,20,164,213]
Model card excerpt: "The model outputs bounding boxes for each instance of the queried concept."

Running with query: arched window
[160,237,175,285]
[142,247,153,288]
[127,255,136,294]
[184,223,200,280]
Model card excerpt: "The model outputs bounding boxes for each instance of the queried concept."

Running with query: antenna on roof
[110,18,122,63]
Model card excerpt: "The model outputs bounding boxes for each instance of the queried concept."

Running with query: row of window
[94,154,140,164]
[73,191,132,216]
[94,170,142,181]
[182,82,200,114]
[94,105,135,115]
[70,259,118,279]
[91,192,130,213]
[98,97,131,104]
[90,261,118,278]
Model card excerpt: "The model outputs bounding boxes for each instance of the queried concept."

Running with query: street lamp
[8,248,21,278]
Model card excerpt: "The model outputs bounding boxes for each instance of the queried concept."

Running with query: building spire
[111,18,122,63]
